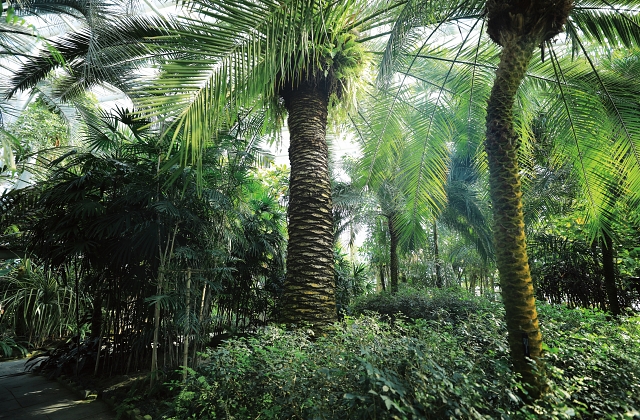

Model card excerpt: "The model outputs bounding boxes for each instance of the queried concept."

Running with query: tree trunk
[280,80,336,329]
[90,292,102,339]
[602,233,620,316]
[484,0,573,398]
[379,264,386,291]
[349,223,356,263]
[433,220,443,288]
[74,268,80,376]
[182,268,191,381]
[485,30,544,399]
[150,273,162,387]
[388,213,399,294]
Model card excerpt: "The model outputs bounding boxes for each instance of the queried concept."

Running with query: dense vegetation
[169,289,640,419]
[1,0,640,417]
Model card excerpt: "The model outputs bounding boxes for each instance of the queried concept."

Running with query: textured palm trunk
[280,80,337,329]
[485,0,573,399]
[388,213,399,293]
[485,34,544,398]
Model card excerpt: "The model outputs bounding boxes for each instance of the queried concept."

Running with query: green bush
[538,304,640,418]
[166,291,640,419]
[349,287,491,325]
[169,314,523,419]
[0,334,28,358]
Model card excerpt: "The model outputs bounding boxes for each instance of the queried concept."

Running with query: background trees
[0,104,288,375]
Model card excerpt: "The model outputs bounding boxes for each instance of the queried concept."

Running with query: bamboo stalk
[150,273,162,386]
[182,268,191,381]
[192,282,207,367]
[94,336,102,376]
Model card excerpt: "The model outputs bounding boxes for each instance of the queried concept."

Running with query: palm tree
[439,150,494,282]
[375,0,640,398]
[353,79,485,292]
[6,0,407,329]
[482,0,575,397]
[129,0,404,329]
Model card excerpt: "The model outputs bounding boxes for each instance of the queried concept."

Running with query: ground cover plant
[166,288,640,419]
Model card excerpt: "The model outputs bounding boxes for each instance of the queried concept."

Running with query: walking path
[0,359,115,420]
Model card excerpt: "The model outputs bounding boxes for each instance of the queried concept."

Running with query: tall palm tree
[7,0,407,328]
[377,0,640,398]
[485,1,640,396]
[439,151,494,267]
[131,0,404,329]
[482,0,574,398]
[352,78,475,292]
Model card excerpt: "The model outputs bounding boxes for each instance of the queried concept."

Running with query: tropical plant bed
[166,291,640,419]
[12,289,640,419]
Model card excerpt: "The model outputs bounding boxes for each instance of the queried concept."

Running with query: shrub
[537,305,640,418]
[26,337,101,378]
[166,290,640,419]
[168,314,525,419]
[0,334,28,358]
[349,286,491,325]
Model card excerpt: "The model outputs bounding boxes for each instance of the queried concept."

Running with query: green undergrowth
[166,289,640,419]
[349,286,495,324]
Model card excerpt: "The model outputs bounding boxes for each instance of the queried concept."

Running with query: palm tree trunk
[602,233,621,316]
[281,80,336,329]
[485,34,544,398]
[433,219,443,288]
[388,214,399,293]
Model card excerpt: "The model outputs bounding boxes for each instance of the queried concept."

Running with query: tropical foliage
[1,0,640,415]
[1,106,289,374]
[168,289,640,419]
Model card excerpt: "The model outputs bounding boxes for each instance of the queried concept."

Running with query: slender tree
[483,0,574,397]
[376,0,640,397]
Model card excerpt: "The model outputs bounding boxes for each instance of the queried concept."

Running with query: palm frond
[135,0,401,168]
[570,1,640,49]
[6,15,171,100]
